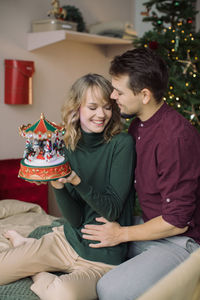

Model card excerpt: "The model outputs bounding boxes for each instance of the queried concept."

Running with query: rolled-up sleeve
[157,132,199,228]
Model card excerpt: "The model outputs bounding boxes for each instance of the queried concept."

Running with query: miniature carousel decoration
[18,113,71,181]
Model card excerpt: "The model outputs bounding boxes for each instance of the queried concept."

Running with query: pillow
[0,199,44,219]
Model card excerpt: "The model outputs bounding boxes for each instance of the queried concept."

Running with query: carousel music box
[18,113,71,182]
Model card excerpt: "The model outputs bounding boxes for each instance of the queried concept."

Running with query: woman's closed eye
[104,105,112,110]
[88,106,97,110]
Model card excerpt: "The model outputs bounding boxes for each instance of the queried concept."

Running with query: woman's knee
[31,274,77,300]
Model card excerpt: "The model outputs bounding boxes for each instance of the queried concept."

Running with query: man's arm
[81,216,188,248]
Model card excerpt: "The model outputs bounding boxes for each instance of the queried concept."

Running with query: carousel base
[18,158,71,182]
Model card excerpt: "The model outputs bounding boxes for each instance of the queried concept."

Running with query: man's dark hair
[109,48,169,103]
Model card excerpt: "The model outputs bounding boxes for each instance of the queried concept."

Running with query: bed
[0,159,64,299]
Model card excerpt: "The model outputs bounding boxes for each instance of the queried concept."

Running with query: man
[81,48,200,300]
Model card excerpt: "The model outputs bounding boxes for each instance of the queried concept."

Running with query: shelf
[27,30,133,51]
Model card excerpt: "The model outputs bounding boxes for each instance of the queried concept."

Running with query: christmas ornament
[187,18,193,24]
[157,19,163,25]
[173,1,180,7]
[141,6,150,16]
[148,40,159,50]
[174,35,180,51]
[18,113,71,182]
[177,52,197,74]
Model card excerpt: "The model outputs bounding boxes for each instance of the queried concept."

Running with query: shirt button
[138,136,141,140]
[141,123,144,127]
[187,221,191,225]
[134,180,136,184]
[166,198,171,203]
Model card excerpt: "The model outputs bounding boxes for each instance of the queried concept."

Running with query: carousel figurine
[18,113,71,182]
[47,0,67,20]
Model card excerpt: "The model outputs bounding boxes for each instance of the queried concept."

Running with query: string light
[136,1,200,129]
[190,114,195,120]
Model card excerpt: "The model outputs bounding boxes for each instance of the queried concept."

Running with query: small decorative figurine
[47,0,67,20]
[18,113,71,182]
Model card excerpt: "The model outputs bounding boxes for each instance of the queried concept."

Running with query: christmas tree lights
[133,0,200,130]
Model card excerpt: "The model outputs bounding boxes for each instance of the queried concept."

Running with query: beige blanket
[0,199,57,252]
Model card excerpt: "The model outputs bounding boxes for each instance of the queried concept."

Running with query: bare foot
[3,230,33,247]
[32,271,54,283]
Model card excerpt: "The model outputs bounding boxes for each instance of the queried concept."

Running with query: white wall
[0,0,133,160]
[0,0,134,216]
[1,0,199,215]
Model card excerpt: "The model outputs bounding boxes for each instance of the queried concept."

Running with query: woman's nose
[96,107,105,117]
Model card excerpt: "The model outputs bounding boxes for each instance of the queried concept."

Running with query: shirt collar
[139,102,169,127]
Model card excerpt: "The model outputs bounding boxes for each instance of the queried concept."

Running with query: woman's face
[79,87,112,133]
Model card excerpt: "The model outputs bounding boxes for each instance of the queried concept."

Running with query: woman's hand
[25,180,47,186]
[81,217,124,248]
[50,170,81,189]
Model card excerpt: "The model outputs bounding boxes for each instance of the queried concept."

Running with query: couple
[1,48,200,300]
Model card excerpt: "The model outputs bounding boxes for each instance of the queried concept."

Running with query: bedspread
[0,199,57,252]
[0,199,64,300]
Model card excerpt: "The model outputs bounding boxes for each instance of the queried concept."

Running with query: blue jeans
[97,217,199,300]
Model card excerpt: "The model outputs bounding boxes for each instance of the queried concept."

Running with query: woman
[1,73,136,300]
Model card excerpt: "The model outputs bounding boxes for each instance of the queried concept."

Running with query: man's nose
[110,90,118,100]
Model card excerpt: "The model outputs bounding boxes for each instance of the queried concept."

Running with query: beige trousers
[0,226,113,300]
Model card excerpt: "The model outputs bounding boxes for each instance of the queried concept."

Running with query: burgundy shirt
[129,102,200,244]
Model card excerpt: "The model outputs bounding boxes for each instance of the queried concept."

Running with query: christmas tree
[132,0,200,131]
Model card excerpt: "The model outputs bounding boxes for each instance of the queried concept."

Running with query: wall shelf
[27,30,133,51]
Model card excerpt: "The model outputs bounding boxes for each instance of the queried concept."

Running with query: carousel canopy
[19,113,65,139]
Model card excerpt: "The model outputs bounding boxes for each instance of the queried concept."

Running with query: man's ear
[141,88,151,105]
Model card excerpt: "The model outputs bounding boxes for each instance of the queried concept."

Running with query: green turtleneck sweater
[53,131,135,265]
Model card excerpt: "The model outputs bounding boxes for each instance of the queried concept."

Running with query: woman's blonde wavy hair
[61,73,123,151]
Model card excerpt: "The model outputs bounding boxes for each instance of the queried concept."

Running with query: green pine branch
[132,0,200,131]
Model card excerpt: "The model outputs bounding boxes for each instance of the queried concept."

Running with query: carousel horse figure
[47,0,67,19]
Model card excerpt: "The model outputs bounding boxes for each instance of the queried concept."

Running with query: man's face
[111,74,143,117]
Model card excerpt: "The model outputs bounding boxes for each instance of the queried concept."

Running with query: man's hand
[81,217,124,248]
